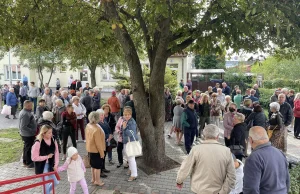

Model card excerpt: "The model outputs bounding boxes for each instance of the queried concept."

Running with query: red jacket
[107,96,120,113]
[293,99,300,117]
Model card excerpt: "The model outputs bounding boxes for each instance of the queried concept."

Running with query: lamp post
[8,50,12,86]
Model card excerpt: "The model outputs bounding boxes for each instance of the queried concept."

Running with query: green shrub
[263,80,273,89]
[259,88,274,109]
[289,164,300,194]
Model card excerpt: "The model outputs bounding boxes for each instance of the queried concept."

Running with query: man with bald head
[243,126,290,194]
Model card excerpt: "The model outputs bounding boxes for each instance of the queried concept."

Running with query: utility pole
[8,50,12,86]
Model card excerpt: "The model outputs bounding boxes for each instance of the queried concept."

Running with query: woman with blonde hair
[122,106,139,181]
[31,125,60,194]
[223,95,233,113]
[210,93,222,127]
[293,93,300,139]
[85,111,106,186]
[198,94,210,138]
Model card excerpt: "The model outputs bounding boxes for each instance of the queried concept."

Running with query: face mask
[229,107,235,112]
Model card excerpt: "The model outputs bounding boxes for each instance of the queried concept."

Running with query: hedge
[289,164,300,194]
[258,88,274,109]
[264,79,300,91]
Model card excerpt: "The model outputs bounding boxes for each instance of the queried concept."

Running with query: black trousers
[22,136,35,165]
[294,117,300,137]
[20,96,27,109]
[117,142,124,164]
[62,126,77,154]
[184,128,196,154]
[102,151,107,170]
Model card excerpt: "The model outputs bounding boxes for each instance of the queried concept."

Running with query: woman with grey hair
[268,102,284,152]
[168,99,184,145]
[230,113,247,160]
[93,87,101,111]
[203,124,220,139]
[85,111,106,186]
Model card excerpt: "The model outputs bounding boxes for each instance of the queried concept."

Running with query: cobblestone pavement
[0,121,300,194]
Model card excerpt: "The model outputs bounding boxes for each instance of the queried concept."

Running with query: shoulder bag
[125,130,142,157]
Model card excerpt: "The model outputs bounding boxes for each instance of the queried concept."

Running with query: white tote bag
[126,130,142,157]
[1,105,11,115]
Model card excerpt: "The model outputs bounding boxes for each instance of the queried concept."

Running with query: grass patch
[0,128,23,165]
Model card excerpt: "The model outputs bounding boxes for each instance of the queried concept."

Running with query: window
[168,63,178,69]
[5,65,21,80]
[102,65,116,81]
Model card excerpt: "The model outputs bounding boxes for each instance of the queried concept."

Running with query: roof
[187,69,225,74]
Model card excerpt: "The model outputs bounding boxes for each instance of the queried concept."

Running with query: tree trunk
[104,2,169,169]
[89,64,97,87]
[37,65,44,89]
[47,64,55,86]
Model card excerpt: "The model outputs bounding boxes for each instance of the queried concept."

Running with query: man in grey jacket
[19,100,37,168]
[244,126,290,194]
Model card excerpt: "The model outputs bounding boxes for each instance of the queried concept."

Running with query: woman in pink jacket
[293,93,300,139]
[31,125,60,194]
[115,117,128,168]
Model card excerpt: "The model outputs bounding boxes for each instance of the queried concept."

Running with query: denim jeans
[42,163,59,194]
[29,97,37,114]
[108,150,112,161]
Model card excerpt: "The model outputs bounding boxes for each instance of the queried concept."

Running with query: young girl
[58,147,88,194]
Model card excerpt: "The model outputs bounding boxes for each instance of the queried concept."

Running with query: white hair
[270,102,280,112]
[281,88,289,93]
[42,111,54,121]
[278,93,286,99]
[44,87,50,91]
[96,109,105,115]
[72,96,80,102]
[225,95,231,100]
[249,127,269,141]
[61,90,68,95]
[217,88,222,92]
[234,113,245,122]
[93,87,100,92]
[88,111,100,124]
[9,88,14,92]
[203,124,220,139]
[55,99,63,106]
[177,90,182,95]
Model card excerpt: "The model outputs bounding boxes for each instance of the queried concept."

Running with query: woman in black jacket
[245,104,267,129]
[230,113,247,161]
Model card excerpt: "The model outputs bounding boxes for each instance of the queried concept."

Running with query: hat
[187,100,195,104]
[112,91,116,96]
[67,147,78,158]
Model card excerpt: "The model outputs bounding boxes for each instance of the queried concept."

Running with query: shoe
[13,116,17,119]
[288,129,292,133]
[100,173,107,178]
[26,163,34,169]
[128,176,137,182]
[167,135,171,138]
[5,115,10,119]
[62,155,66,161]
[109,160,114,165]
[117,163,123,168]
[93,181,105,186]
[102,169,110,173]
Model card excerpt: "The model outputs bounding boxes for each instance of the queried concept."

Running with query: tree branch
[21,0,42,25]
[167,37,195,57]
[120,7,135,21]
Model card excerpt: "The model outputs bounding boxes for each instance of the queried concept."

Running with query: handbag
[125,130,142,157]
[1,105,11,115]
[83,154,91,168]
[267,125,277,139]
[110,138,117,148]
[229,145,244,156]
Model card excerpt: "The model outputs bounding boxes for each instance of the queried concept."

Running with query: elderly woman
[102,104,117,163]
[122,106,139,182]
[269,102,285,152]
[42,88,53,110]
[168,99,184,144]
[31,125,60,194]
[293,93,300,139]
[223,103,237,147]
[234,90,243,110]
[223,95,233,113]
[52,91,60,108]
[164,88,173,121]
[85,111,105,186]
[239,99,252,120]
[115,116,129,168]
[72,96,86,142]
[198,94,210,138]
[60,90,70,106]
[61,105,77,161]
[210,93,222,127]
[5,88,18,119]
[207,86,213,97]
[216,88,225,105]
[245,104,267,130]
[97,109,113,177]
[38,111,58,140]
[93,87,101,111]
[175,90,184,105]
[230,113,247,160]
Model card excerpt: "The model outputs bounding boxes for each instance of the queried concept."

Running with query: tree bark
[104,1,168,168]
[47,64,55,86]
[89,64,97,87]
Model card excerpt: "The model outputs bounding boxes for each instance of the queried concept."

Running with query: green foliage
[289,164,300,194]
[258,88,274,109]
[263,79,300,91]
[112,66,178,96]
[251,57,300,80]
[224,66,252,84]
[194,54,225,69]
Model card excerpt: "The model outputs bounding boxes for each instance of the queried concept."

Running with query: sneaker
[117,163,123,168]
[100,173,107,178]
[102,169,110,173]
[62,155,66,161]
[128,176,137,182]
[109,160,114,165]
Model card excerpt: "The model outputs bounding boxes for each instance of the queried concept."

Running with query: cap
[67,147,78,158]
[187,100,195,104]
[112,91,116,95]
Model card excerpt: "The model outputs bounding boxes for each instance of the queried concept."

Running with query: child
[230,154,244,194]
[58,147,88,194]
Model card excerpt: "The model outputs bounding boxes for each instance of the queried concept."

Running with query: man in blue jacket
[222,82,231,96]
[243,126,290,194]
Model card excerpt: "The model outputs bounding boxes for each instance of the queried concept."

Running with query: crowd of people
[9,76,138,194]
[171,81,292,193]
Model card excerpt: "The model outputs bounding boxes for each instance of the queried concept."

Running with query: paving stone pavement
[1,121,300,194]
